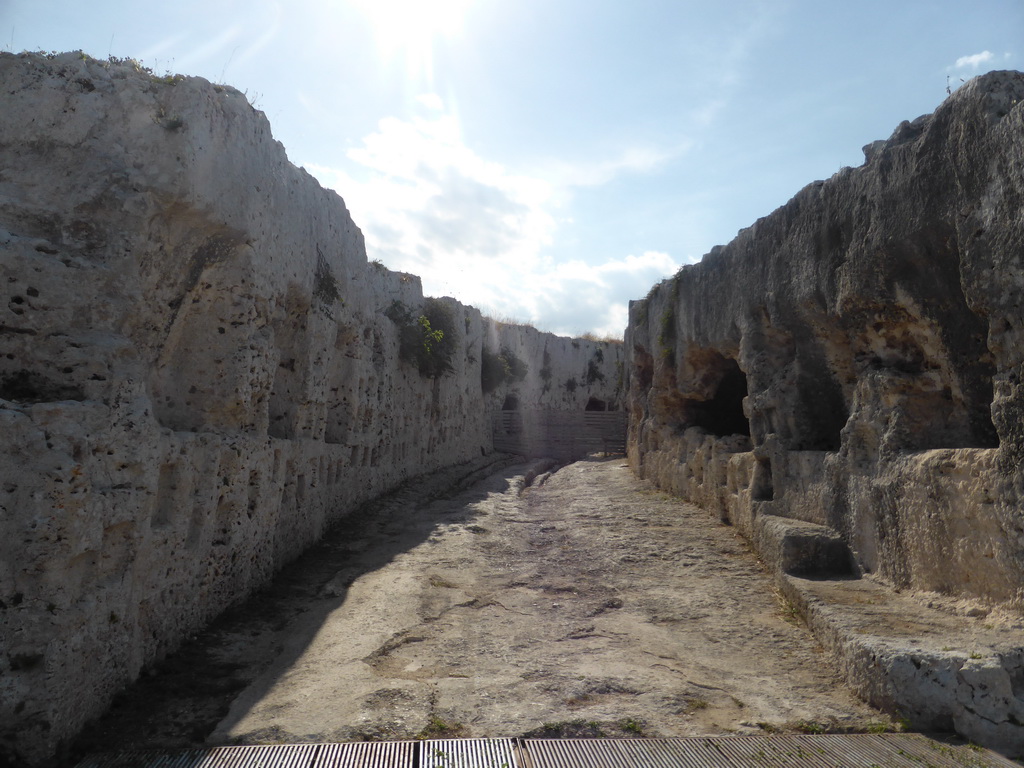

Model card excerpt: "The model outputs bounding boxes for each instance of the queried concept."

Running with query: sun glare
[351,0,472,83]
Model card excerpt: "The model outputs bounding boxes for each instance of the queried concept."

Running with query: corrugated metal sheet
[74,744,321,768]
[523,737,735,767]
[74,734,1022,768]
[492,409,627,460]
[418,738,519,768]
[521,735,1020,768]
[707,736,838,767]
[194,744,320,767]
[781,734,920,767]
[867,733,1019,767]
[75,749,208,768]
[318,741,415,767]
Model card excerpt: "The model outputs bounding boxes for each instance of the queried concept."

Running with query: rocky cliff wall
[484,323,623,412]
[626,71,1024,747]
[0,51,623,765]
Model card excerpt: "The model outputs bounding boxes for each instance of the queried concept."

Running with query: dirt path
[70,458,894,763]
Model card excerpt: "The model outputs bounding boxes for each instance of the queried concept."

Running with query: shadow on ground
[62,455,537,766]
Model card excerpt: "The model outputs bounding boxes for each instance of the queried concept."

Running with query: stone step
[754,514,855,577]
[779,572,1024,755]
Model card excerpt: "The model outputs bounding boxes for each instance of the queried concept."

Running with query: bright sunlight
[350,0,473,83]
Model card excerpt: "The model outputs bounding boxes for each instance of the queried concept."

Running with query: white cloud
[514,251,679,337]
[303,102,679,338]
[541,145,681,188]
[955,51,994,70]
[416,93,445,111]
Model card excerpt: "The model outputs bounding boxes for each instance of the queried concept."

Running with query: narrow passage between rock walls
[69,458,896,763]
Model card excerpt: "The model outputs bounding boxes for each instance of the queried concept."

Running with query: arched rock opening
[688,356,751,438]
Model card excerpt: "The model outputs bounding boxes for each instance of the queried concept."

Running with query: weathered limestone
[626,71,1024,751]
[484,322,623,413]
[0,52,622,765]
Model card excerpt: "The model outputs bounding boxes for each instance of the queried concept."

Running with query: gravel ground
[68,457,895,764]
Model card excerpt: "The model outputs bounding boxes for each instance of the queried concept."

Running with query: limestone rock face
[0,52,623,765]
[483,323,623,412]
[626,71,1024,750]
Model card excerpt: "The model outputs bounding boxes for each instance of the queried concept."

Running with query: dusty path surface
[70,457,894,763]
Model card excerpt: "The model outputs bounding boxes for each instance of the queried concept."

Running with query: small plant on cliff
[793,720,826,735]
[586,359,605,385]
[619,717,645,734]
[386,298,457,378]
[152,72,185,86]
[502,347,528,380]
[481,349,507,393]
[480,346,528,393]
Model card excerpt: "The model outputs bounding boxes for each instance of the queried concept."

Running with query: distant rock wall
[484,323,623,412]
[626,71,1024,747]
[0,52,623,765]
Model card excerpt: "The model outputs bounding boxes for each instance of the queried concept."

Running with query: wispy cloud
[540,145,681,189]
[510,251,679,337]
[954,50,994,70]
[338,108,556,265]
[416,93,444,111]
[303,97,679,337]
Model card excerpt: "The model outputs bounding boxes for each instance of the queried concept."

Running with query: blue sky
[3,1,1020,337]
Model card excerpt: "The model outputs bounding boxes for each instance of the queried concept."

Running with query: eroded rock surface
[0,51,622,765]
[626,71,1024,752]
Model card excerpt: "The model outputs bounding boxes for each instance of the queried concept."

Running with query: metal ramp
[74,734,1020,767]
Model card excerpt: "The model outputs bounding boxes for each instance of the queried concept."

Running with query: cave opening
[792,366,848,451]
[501,394,519,411]
[585,397,607,411]
[689,357,751,438]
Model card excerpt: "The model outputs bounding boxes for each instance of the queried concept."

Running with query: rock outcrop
[0,52,623,765]
[626,71,1024,751]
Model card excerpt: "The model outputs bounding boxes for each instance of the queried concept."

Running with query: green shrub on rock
[480,346,528,393]
[386,298,457,378]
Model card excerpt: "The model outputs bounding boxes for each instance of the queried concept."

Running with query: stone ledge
[754,514,854,577]
[777,573,1024,757]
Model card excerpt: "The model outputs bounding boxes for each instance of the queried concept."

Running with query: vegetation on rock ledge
[481,346,528,393]
[386,298,457,378]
